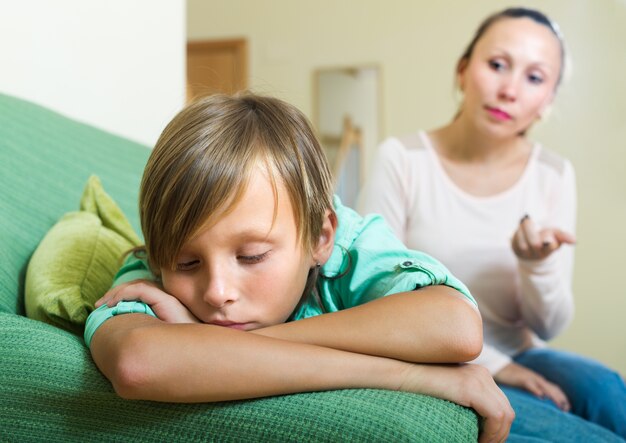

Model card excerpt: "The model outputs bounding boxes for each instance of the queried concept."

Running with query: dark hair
[459,7,566,87]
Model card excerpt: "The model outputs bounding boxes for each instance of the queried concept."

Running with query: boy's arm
[253,285,483,363]
[90,313,406,402]
[90,313,512,442]
[96,282,481,365]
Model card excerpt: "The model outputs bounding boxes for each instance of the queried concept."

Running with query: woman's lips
[485,106,512,121]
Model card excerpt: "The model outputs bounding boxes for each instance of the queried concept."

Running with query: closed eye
[237,251,270,264]
[176,260,199,271]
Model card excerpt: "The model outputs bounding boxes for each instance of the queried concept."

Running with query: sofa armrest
[0,313,479,442]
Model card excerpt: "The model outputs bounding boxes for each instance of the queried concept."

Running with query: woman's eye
[488,59,506,71]
[528,73,544,85]
[176,260,199,271]
[237,251,270,264]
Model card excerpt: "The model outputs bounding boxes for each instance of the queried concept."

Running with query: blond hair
[140,93,334,275]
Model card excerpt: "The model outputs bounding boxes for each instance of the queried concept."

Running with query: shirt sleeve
[516,160,576,340]
[83,253,159,348]
[359,137,411,241]
[84,301,156,348]
[320,210,476,311]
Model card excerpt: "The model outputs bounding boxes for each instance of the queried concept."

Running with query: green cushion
[25,176,141,334]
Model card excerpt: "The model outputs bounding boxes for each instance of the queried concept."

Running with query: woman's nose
[498,76,519,102]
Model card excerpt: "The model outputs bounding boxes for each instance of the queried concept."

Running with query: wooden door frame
[186,38,249,96]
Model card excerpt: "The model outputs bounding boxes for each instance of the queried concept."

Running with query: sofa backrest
[0,93,151,315]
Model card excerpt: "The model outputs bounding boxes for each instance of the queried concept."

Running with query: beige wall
[188,0,626,373]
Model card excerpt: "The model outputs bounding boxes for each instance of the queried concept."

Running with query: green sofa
[0,93,479,442]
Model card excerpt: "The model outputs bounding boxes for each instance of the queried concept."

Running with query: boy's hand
[96,280,200,324]
[512,215,575,260]
[400,364,514,443]
[495,362,570,411]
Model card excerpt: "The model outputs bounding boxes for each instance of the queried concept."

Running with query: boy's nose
[202,274,236,308]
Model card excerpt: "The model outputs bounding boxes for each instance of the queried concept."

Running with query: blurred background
[1,0,625,373]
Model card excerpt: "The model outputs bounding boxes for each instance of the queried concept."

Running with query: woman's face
[160,165,334,331]
[458,17,562,137]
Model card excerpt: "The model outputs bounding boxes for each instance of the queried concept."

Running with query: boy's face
[160,166,320,330]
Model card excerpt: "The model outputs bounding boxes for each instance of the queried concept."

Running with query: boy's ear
[312,209,337,266]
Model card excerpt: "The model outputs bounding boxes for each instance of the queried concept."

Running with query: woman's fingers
[495,362,571,412]
[519,215,542,252]
[512,227,530,257]
[547,384,571,411]
[512,215,575,260]
[552,228,576,246]
[529,375,570,411]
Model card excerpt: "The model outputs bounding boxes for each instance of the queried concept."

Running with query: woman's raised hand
[95,280,200,324]
[511,215,576,260]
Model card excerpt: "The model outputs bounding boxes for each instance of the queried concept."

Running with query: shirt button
[402,260,413,266]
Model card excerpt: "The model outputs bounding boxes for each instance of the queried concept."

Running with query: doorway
[186,38,248,102]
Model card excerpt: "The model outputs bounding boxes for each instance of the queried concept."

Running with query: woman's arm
[516,247,574,339]
[253,286,483,363]
[513,161,577,339]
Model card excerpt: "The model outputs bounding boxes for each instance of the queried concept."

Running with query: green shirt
[85,196,475,347]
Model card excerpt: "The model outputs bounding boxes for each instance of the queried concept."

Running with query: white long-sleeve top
[360,131,577,374]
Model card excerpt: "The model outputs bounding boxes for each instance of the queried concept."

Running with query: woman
[362,7,626,440]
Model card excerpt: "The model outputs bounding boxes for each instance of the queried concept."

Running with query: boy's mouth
[209,319,252,330]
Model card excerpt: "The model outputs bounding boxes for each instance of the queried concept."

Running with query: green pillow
[25,176,141,334]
